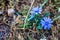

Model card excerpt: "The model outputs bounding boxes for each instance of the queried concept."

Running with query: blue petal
[47,17,51,21]
[43,17,48,21]
[48,24,52,28]
[31,11,35,14]
[47,18,53,23]
[47,24,52,30]
[41,20,45,27]
[32,7,39,11]
[44,26,47,30]
[43,17,53,23]
[30,11,36,15]
[39,7,42,14]
[39,10,42,14]
[49,21,53,23]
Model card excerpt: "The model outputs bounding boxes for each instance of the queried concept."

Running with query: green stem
[40,0,48,8]
[53,16,60,21]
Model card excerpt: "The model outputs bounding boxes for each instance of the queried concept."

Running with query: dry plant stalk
[24,0,35,28]
[15,15,23,24]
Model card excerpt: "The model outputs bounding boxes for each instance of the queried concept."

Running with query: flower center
[45,22,49,25]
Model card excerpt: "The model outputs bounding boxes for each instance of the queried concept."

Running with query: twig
[23,0,35,29]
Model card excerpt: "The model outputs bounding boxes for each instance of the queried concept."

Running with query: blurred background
[0,0,60,40]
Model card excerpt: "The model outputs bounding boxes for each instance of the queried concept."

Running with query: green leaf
[45,11,50,17]
[36,24,42,30]
[40,0,48,8]
[19,25,24,28]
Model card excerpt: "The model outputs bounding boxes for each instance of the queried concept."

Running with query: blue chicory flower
[41,17,53,30]
[31,6,42,15]
[29,7,42,21]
